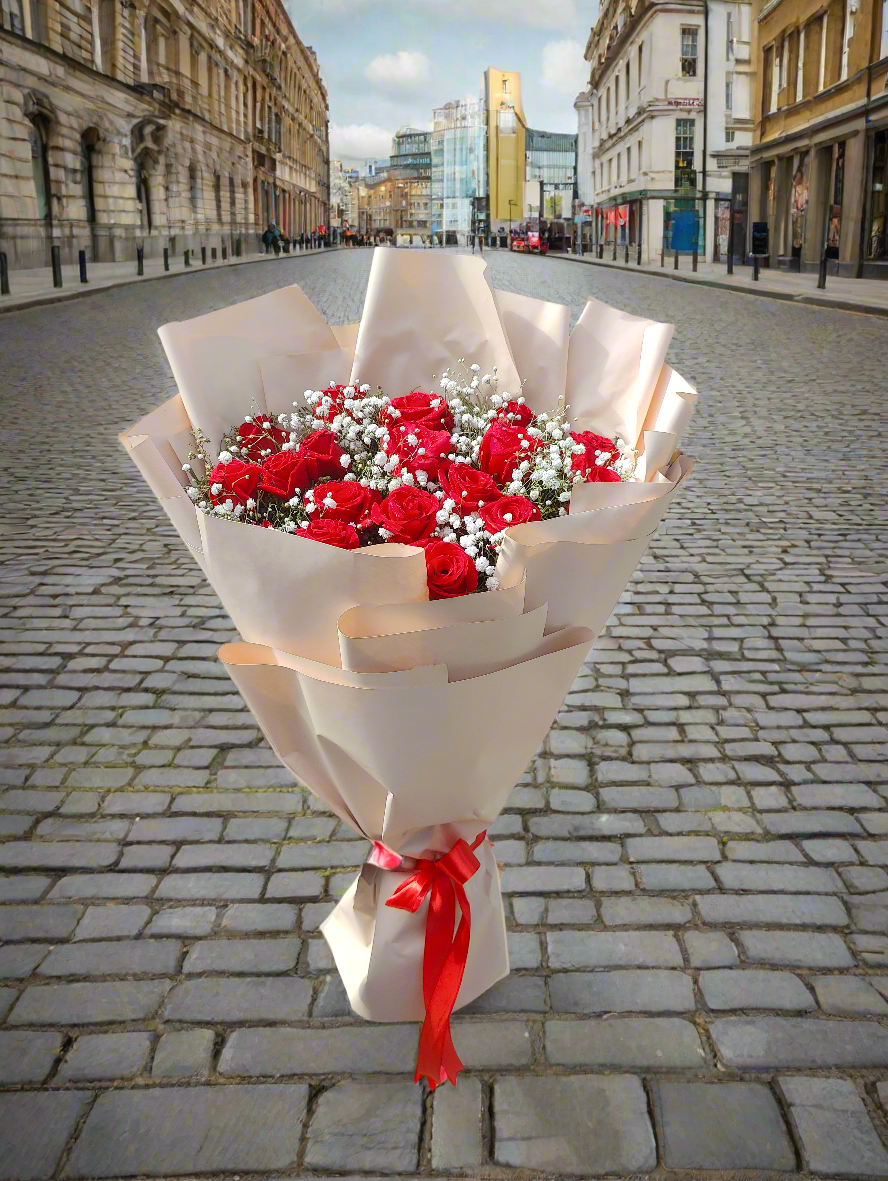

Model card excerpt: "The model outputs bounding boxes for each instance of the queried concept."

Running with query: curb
[547,251,888,320]
[0,246,341,316]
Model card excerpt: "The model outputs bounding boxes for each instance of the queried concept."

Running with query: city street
[2,247,888,1177]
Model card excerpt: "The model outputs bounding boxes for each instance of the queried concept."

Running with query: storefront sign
[716,154,745,169]
[667,98,702,108]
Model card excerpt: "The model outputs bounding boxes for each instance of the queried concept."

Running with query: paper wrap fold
[122,252,696,1081]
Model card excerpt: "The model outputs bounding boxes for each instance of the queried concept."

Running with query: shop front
[863,126,887,278]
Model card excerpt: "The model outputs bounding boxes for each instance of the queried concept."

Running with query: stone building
[750,0,888,277]
[583,0,756,264]
[0,0,329,269]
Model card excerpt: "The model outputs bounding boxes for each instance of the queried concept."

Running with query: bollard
[222,242,227,261]
[727,246,733,276]
[660,243,665,267]
[51,244,62,288]
[753,254,760,281]
[0,252,9,296]
[624,243,629,264]
[163,247,169,272]
[235,238,242,257]
[201,246,207,265]
[79,249,88,284]
[673,250,679,270]
[636,241,642,266]
[817,249,827,290]
[211,246,217,261]
[597,242,603,259]
[184,248,191,266]
[692,247,698,272]
[612,239,617,262]
[136,246,144,276]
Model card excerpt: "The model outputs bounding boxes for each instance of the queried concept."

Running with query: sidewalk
[0,244,335,314]
[549,249,888,318]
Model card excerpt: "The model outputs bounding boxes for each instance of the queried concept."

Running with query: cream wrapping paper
[121,252,697,1053]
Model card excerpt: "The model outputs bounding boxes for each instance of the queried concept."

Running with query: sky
[285,0,597,164]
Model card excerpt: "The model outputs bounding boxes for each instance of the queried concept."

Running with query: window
[818,13,828,89]
[726,12,733,57]
[638,137,643,172]
[841,0,853,79]
[615,75,620,114]
[136,160,151,231]
[637,42,643,92]
[626,144,632,178]
[229,174,236,227]
[674,117,695,190]
[81,133,96,223]
[1,0,25,34]
[725,73,733,109]
[881,0,888,58]
[29,119,51,221]
[189,163,199,214]
[499,107,516,134]
[770,44,780,109]
[625,61,630,106]
[617,153,622,181]
[866,129,886,259]
[681,27,698,76]
[725,129,735,142]
[796,25,806,100]
[214,173,222,222]
[502,77,510,93]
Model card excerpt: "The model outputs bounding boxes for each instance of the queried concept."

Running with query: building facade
[0,0,328,269]
[388,127,431,240]
[584,0,755,263]
[250,0,329,240]
[431,97,487,243]
[484,67,526,230]
[750,0,888,277]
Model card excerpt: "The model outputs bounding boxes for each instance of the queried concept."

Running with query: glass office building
[431,99,487,242]
[525,128,576,219]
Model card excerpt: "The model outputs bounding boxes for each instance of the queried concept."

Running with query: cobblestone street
[2,247,888,1178]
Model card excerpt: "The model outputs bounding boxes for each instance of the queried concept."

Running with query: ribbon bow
[385,831,486,1088]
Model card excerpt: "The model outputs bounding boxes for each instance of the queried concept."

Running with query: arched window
[29,117,51,222]
[214,172,222,222]
[228,173,236,228]
[81,130,98,223]
[136,159,152,231]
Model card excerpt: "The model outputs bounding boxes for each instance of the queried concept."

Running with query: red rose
[571,431,620,478]
[300,430,345,478]
[498,400,533,428]
[380,391,453,432]
[259,450,318,499]
[439,463,501,512]
[478,495,541,533]
[384,424,452,479]
[294,518,360,549]
[423,539,479,600]
[370,486,439,544]
[478,421,540,484]
[313,384,352,422]
[237,417,288,462]
[209,459,261,507]
[583,464,621,483]
[313,480,381,526]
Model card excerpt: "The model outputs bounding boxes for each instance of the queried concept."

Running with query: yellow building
[750,0,888,277]
[484,67,526,225]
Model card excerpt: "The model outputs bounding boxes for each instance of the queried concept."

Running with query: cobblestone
[2,250,888,1176]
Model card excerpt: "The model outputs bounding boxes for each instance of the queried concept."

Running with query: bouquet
[121,252,696,1088]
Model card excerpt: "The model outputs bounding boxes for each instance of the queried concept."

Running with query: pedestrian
[261,223,274,255]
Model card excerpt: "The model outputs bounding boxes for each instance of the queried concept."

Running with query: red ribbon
[385,831,486,1088]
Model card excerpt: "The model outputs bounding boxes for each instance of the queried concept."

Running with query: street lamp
[508,197,516,243]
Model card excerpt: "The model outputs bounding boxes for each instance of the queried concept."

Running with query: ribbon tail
[414,893,472,1089]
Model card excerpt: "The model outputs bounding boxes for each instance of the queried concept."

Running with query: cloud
[302,0,577,28]
[541,39,589,95]
[329,122,395,161]
[364,50,430,96]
